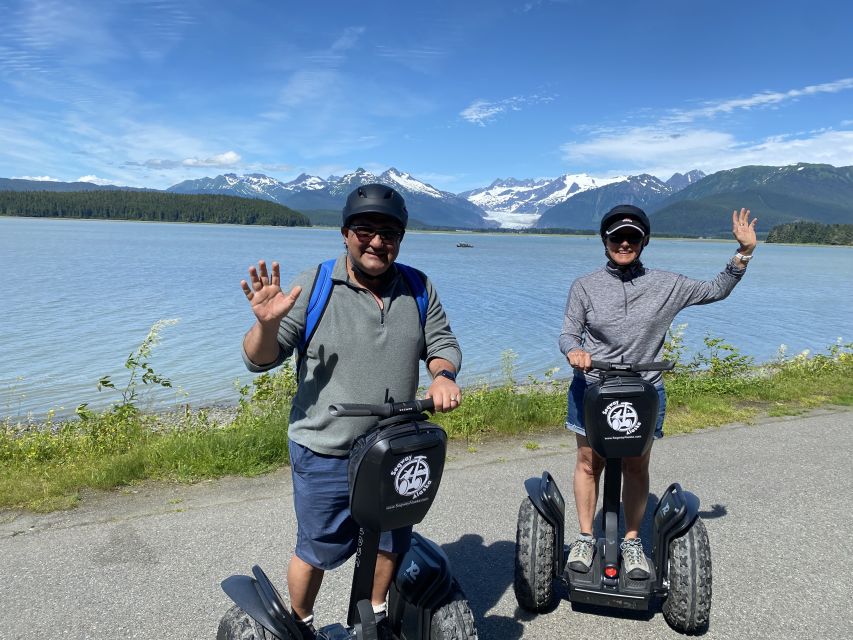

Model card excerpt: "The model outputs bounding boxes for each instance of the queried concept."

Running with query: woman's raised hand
[732,208,757,252]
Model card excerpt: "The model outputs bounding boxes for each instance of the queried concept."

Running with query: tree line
[766,221,853,245]
[0,190,310,226]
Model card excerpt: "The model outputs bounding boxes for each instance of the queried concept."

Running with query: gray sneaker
[568,535,595,572]
[620,537,650,579]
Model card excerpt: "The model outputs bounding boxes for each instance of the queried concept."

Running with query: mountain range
[168,168,493,229]
[3,164,852,235]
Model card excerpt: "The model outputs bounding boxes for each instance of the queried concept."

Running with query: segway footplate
[565,541,655,611]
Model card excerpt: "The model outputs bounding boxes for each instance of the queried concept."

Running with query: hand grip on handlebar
[328,398,436,418]
[589,360,674,372]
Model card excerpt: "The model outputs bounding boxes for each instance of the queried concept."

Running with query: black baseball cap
[599,204,651,238]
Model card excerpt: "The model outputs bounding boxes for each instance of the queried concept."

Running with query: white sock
[372,602,387,620]
[297,613,314,625]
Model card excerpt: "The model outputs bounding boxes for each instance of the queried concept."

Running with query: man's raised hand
[241,260,302,326]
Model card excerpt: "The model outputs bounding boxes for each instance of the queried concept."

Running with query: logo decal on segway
[391,455,432,498]
[602,400,641,435]
[403,560,421,582]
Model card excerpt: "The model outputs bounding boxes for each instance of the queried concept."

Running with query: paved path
[2,409,852,640]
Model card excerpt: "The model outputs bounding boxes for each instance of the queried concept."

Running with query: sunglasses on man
[348,225,404,243]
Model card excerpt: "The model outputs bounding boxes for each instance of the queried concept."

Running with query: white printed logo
[404,560,421,582]
[602,400,641,435]
[391,455,432,499]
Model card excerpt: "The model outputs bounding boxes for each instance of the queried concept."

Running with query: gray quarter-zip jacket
[559,260,747,385]
[243,253,462,455]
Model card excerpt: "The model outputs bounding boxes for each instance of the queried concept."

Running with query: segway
[217,398,478,640]
[514,360,712,633]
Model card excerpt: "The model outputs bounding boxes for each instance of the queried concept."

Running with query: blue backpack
[296,259,428,367]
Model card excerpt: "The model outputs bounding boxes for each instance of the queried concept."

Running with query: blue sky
[1,0,851,193]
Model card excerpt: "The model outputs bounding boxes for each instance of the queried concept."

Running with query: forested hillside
[766,221,853,245]
[0,190,309,226]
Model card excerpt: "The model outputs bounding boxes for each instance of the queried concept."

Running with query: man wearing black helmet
[559,203,757,579]
[240,184,462,639]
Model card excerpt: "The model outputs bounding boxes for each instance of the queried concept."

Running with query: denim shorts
[289,440,412,571]
[565,372,667,440]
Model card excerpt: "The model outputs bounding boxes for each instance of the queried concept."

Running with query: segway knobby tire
[430,583,478,640]
[513,498,556,612]
[662,517,712,634]
[217,604,292,640]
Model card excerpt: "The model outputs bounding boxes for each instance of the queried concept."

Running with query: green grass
[2,336,851,512]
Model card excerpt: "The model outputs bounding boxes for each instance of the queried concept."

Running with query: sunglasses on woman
[607,232,644,245]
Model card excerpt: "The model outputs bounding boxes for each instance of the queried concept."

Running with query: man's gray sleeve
[423,277,462,372]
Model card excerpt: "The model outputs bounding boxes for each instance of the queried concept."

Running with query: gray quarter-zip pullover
[559,260,747,385]
[243,253,462,455]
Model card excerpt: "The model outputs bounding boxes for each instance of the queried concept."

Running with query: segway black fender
[221,566,302,639]
[388,533,454,640]
[393,533,453,610]
[652,483,701,589]
[523,472,566,575]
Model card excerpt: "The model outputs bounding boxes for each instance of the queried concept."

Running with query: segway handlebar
[328,398,435,418]
[589,360,675,372]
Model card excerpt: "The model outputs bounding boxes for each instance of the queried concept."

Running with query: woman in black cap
[559,204,757,579]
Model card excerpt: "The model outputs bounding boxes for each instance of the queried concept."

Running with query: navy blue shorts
[565,372,667,440]
[289,440,412,571]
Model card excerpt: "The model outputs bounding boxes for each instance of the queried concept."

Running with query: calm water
[2,217,852,419]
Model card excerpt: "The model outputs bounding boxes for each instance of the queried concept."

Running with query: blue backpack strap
[297,259,336,366]
[396,263,428,328]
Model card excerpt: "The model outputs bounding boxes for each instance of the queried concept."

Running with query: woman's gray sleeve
[559,281,587,355]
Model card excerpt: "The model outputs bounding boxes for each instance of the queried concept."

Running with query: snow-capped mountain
[461,173,624,214]
[168,168,494,229]
[664,170,706,192]
[460,173,626,229]
[458,170,706,229]
[163,167,707,230]
[167,172,295,203]
[535,173,680,229]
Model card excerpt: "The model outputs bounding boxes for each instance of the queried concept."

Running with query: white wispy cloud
[519,0,576,13]
[13,175,60,181]
[561,78,853,177]
[563,128,853,179]
[182,151,242,167]
[461,94,555,126]
[304,26,366,65]
[666,78,853,124]
[77,174,114,185]
[374,45,447,65]
[331,26,365,52]
[278,70,342,108]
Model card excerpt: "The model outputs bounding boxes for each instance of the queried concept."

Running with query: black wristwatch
[434,369,457,382]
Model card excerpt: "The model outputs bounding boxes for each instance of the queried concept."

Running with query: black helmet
[342,184,408,228]
[599,204,651,239]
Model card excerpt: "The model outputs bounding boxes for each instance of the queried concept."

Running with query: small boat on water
[456,242,474,248]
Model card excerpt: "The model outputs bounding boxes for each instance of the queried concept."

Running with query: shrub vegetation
[2,322,851,512]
